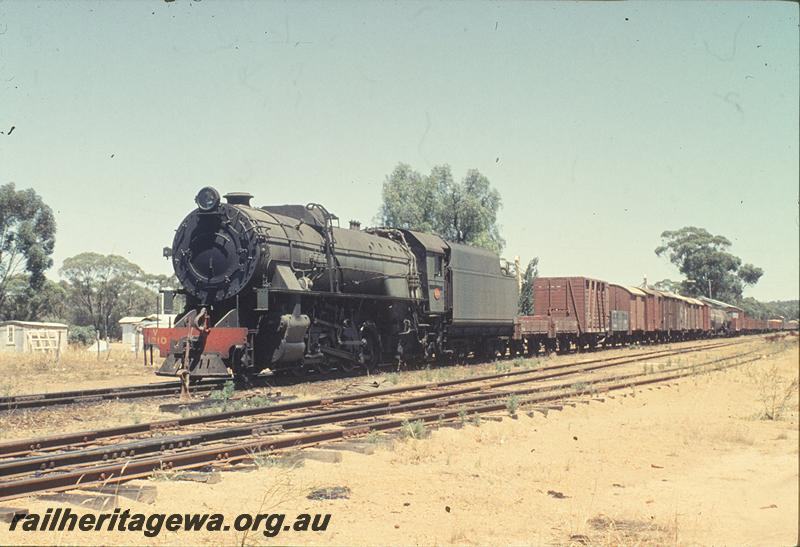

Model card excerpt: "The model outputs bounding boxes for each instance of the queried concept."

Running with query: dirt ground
[1,337,798,546]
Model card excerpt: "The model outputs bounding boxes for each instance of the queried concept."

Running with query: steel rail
[0,344,752,477]
[0,339,744,458]
[0,336,753,412]
[0,346,767,501]
[0,380,227,411]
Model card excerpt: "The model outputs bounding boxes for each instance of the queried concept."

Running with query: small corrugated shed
[0,320,69,353]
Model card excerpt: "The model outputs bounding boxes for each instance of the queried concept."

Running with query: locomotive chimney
[349,220,361,231]
[223,192,254,206]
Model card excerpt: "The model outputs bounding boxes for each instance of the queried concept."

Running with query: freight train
[143,187,791,384]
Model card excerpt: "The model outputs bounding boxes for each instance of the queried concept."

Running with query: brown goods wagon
[609,284,646,333]
[700,301,710,331]
[656,291,685,331]
[684,297,705,331]
[768,319,783,330]
[532,277,609,334]
[608,284,631,334]
[729,311,742,331]
[638,287,663,333]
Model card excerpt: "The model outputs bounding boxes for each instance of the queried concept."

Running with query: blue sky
[1,1,798,301]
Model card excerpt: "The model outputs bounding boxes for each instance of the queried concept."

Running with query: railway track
[0,379,229,411]
[0,337,754,412]
[0,337,770,501]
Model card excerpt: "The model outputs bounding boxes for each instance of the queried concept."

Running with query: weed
[505,394,520,416]
[750,364,799,420]
[385,373,399,385]
[210,380,235,403]
[458,408,468,425]
[364,431,382,443]
[571,381,590,395]
[401,419,428,439]
[246,395,272,408]
[148,464,181,482]
[250,450,299,469]
[470,414,482,427]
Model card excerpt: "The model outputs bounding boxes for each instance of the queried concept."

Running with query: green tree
[654,227,763,301]
[738,298,800,321]
[60,253,159,338]
[0,274,67,322]
[0,183,56,316]
[737,263,764,286]
[765,300,799,320]
[517,257,539,315]
[379,163,505,253]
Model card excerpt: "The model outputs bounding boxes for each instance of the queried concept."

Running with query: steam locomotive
[144,187,519,382]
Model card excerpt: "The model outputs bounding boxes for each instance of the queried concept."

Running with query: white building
[0,320,69,354]
[119,316,147,347]
[119,314,178,353]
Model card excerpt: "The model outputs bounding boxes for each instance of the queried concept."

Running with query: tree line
[1,183,173,340]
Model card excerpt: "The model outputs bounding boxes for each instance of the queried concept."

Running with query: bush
[69,325,97,346]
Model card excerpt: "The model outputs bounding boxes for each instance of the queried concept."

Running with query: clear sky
[1,1,798,301]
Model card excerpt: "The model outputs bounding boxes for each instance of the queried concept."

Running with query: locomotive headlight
[195,186,221,211]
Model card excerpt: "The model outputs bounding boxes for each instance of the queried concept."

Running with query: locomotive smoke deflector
[194,186,221,211]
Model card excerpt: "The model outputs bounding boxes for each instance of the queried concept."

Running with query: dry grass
[743,350,800,421]
[0,342,156,396]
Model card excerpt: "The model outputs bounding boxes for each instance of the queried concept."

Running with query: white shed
[0,321,69,354]
[119,316,147,347]
[120,314,177,353]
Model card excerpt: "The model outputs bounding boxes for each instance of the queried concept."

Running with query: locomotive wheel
[358,332,378,372]
[314,360,335,375]
[340,359,360,373]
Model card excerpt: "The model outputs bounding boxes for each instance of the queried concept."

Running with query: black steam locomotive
[144,187,519,381]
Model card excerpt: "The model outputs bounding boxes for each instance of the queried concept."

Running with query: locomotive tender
[144,187,519,381]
